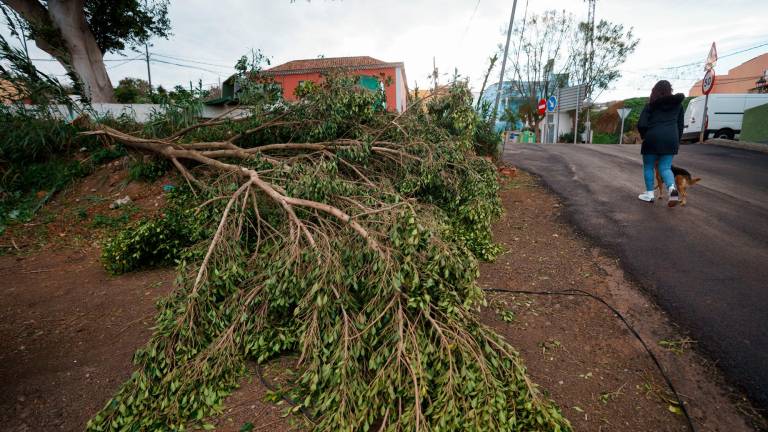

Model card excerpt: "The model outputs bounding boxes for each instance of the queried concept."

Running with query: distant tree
[0,0,171,102]
[569,19,639,102]
[501,9,638,139]
[114,77,151,103]
[500,106,519,131]
[503,10,573,136]
[475,54,498,111]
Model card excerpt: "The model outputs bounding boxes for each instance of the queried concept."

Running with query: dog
[654,163,701,207]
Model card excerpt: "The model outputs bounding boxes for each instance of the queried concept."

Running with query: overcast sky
[3,0,768,102]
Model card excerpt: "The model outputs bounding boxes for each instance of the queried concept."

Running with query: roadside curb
[701,139,768,154]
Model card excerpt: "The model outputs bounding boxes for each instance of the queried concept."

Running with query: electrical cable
[483,287,697,432]
[107,54,144,70]
[658,40,768,71]
[254,363,318,425]
[151,52,232,69]
[150,58,226,75]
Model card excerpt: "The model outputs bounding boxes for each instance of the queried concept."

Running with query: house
[265,56,408,112]
[0,78,30,105]
[477,77,567,132]
[689,52,768,96]
[209,56,409,113]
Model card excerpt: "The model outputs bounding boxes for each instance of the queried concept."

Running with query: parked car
[682,93,768,142]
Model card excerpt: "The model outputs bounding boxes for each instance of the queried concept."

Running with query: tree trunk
[47,0,114,102]
[2,0,115,102]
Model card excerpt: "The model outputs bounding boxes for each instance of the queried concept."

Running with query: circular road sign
[702,69,716,95]
[538,98,547,115]
[547,96,557,112]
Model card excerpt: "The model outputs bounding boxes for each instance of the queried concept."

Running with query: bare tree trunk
[47,0,114,102]
[1,0,114,102]
[475,54,497,111]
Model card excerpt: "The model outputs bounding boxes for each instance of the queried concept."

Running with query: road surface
[504,143,768,410]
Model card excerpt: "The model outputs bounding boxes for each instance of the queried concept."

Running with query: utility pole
[144,44,153,95]
[491,0,519,127]
[432,57,438,94]
[143,0,153,95]
[583,0,596,143]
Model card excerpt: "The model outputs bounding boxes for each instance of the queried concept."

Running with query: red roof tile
[265,56,402,75]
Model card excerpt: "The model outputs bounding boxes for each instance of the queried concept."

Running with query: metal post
[573,86,580,144]
[699,94,710,143]
[145,44,153,95]
[555,87,561,143]
[619,114,625,145]
[490,0,519,126]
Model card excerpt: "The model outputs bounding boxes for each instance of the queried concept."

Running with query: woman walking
[636,80,685,205]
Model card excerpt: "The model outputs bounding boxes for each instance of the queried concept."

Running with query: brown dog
[654,163,701,207]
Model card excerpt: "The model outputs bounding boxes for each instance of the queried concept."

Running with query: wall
[270,67,402,112]
[19,103,249,122]
[690,53,768,97]
[741,102,768,143]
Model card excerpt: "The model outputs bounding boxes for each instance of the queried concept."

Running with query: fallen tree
[85,76,571,431]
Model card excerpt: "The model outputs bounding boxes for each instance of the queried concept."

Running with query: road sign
[702,69,716,95]
[617,108,632,145]
[617,108,632,120]
[705,42,718,71]
[538,98,547,115]
[546,96,557,112]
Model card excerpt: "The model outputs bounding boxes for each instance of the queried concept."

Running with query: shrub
[100,189,211,274]
[127,156,169,182]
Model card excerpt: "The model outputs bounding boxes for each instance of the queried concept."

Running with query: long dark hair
[649,80,673,104]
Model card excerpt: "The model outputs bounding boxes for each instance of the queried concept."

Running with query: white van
[682,93,768,142]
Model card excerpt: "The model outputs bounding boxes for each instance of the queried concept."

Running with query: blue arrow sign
[546,96,558,112]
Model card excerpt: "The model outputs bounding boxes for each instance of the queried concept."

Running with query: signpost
[699,42,718,143]
[699,68,716,142]
[547,96,557,113]
[617,108,632,145]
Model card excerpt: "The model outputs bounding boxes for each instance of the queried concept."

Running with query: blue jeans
[643,154,675,191]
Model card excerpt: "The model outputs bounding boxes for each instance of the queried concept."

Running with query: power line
[150,52,232,69]
[459,0,481,44]
[658,40,768,71]
[150,58,225,75]
[107,54,144,70]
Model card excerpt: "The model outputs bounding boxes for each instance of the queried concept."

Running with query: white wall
[16,103,250,122]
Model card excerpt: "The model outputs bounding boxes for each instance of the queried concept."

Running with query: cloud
[2,0,767,101]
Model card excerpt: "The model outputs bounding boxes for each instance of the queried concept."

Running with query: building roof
[0,78,23,104]
[265,56,404,75]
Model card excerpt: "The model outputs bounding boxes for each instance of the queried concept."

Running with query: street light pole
[490,0,519,127]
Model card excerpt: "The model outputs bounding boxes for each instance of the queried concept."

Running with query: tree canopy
[0,0,171,102]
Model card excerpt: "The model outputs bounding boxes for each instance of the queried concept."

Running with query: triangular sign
[705,42,718,71]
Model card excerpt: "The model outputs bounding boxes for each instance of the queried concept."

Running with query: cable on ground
[254,363,318,425]
[484,287,696,432]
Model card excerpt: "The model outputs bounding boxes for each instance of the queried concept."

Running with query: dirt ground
[1,169,764,431]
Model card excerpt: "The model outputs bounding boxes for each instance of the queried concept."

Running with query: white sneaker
[668,187,680,207]
[638,191,655,203]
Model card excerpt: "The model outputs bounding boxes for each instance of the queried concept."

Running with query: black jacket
[637,93,685,155]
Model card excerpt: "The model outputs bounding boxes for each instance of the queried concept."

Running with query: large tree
[503,10,573,135]
[569,18,639,102]
[500,9,637,139]
[0,0,170,102]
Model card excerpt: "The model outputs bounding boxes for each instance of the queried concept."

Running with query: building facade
[264,56,408,112]
[690,53,768,96]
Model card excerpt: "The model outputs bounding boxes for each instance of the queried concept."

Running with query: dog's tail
[690,177,702,185]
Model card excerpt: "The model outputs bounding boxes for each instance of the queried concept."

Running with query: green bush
[0,107,80,164]
[128,157,170,182]
[593,132,619,144]
[100,189,212,274]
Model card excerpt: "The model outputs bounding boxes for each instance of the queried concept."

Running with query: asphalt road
[504,143,768,410]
